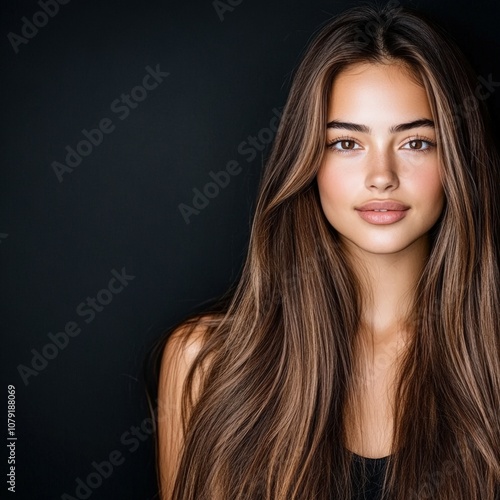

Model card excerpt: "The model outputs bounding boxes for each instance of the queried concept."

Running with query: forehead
[327,62,432,123]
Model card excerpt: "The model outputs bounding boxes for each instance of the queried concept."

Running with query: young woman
[149,4,500,499]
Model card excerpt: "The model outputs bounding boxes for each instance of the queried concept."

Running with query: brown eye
[327,138,361,152]
[402,138,435,152]
[341,140,355,149]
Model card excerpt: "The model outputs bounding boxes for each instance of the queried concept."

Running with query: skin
[316,62,445,457]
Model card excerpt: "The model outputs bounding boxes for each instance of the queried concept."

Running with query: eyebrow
[326,118,435,134]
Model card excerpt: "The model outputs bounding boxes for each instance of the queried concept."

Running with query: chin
[362,244,416,255]
[339,233,425,255]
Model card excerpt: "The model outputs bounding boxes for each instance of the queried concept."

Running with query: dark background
[1,0,499,498]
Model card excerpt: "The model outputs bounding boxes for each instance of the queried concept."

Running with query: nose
[365,152,399,192]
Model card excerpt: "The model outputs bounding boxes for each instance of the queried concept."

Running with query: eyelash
[325,135,437,154]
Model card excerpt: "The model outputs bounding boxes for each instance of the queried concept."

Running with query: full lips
[356,209,408,224]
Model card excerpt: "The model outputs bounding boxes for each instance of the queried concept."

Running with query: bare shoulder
[157,314,220,499]
[160,314,217,379]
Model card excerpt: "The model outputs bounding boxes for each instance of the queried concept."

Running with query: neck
[343,234,430,345]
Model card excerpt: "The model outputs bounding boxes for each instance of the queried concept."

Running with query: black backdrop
[1,0,499,499]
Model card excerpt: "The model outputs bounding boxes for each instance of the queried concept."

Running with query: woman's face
[316,62,445,256]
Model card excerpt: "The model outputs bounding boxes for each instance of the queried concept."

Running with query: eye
[401,137,436,152]
[326,138,362,153]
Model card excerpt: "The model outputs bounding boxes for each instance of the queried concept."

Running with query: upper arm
[156,318,211,500]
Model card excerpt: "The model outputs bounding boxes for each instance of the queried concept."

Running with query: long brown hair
[147,3,500,498]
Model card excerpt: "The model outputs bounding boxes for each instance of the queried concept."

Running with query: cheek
[317,163,358,208]
[411,162,444,206]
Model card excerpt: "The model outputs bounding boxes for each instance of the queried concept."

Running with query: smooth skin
[316,62,445,458]
[157,318,212,499]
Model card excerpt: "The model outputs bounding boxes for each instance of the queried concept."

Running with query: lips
[356,200,410,211]
[355,200,410,225]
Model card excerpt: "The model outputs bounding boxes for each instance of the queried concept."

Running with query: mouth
[354,200,410,225]
[355,208,409,225]
[356,201,410,211]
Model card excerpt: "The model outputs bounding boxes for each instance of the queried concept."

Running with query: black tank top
[349,452,389,500]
